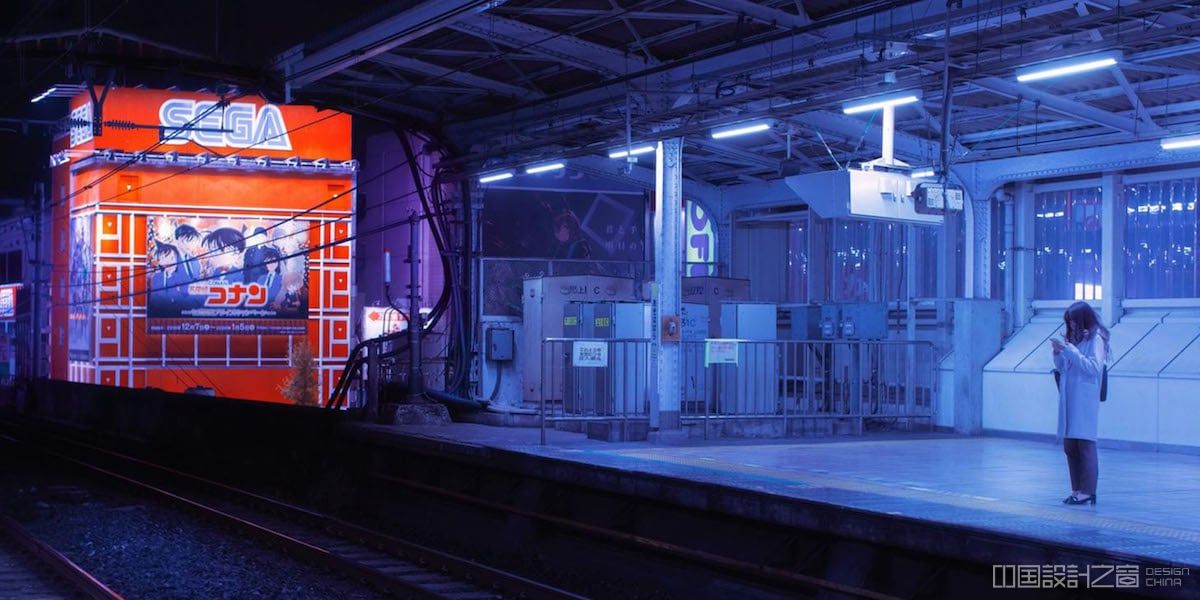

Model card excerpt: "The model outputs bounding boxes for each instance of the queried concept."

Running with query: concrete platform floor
[375,423,1200,568]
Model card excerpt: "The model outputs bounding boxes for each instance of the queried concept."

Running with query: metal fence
[539,338,651,443]
[537,337,937,442]
[681,339,938,436]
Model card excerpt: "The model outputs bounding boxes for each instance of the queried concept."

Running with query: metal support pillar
[406,215,424,401]
[366,342,380,418]
[652,138,683,431]
[1100,172,1124,327]
[31,184,44,379]
[1003,191,1016,335]
[904,226,917,415]
[1013,182,1036,327]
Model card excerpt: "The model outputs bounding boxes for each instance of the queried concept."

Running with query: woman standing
[1050,301,1110,506]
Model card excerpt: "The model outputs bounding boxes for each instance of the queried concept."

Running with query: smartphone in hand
[1050,337,1065,353]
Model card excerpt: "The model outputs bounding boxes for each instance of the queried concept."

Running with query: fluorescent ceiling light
[478,171,514,183]
[609,145,656,159]
[30,87,57,103]
[1161,134,1200,151]
[843,93,920,114]
[525,162,565,174]
[1015,54,1119,83]
[711,122,771,139]
[910,168,936,179]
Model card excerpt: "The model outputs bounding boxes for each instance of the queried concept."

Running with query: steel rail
[0,510,125,600]
[1,423,582,600]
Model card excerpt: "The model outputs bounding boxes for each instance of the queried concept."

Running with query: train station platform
[344,421,1200,592]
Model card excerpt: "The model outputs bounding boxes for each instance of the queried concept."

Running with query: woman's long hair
[1064,301,1111,355]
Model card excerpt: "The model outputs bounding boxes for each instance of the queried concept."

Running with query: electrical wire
[57,155,417,289]
[50,91,252,213]
[51,190,439,309]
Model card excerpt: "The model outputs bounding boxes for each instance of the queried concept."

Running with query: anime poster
[68,215,94,360]
[481,188,646,316]
[145,216,309,335]
[482,188,646,261]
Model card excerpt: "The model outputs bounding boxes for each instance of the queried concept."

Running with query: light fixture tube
[1015,54,1119,83]
[525,162,565,174]
[478,171,514,183]
[711,122,771,139]
[609,145,656,159]
[30,87,57,103]
[842,94,920,115]
[1161,134,1200,151]
[910,168,936,179]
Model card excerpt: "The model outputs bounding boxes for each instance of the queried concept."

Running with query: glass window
[914,225,939,298]
[831,220,937,302]
[786,220,808,302]
[1124,178,1198,299]
[1034,186,1103,300]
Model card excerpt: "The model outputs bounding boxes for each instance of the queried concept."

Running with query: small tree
[280,337,320,406]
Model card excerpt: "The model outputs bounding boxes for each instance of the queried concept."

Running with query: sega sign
[158,99,292,151]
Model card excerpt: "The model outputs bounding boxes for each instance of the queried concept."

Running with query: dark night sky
[0,0,407,204]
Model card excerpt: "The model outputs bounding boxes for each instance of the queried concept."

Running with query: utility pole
[406,213,424,401]
[30,183,44,379]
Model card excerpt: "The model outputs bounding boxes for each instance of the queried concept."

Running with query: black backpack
[1053,366,1108,402]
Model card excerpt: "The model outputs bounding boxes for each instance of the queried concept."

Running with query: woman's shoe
[1062,495,1075,504]
[1064,494,1096,505]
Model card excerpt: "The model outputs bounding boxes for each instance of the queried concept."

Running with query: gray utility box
[564,301,650,417]
[522,276,639,404]
[839,303,888,340]
[681,277,751,336]
[718,302,779,415]
[486,327,514,361]
[789,303,887,340]
[681,303,710,413]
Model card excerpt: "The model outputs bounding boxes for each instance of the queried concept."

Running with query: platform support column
[1012,182,1036,328]
[652,138,683,431]
[1100,172,1124,327]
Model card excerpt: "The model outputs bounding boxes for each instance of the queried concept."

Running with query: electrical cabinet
[486,327,514,361]
[522,276,639,404]
[789,303,887,340]
[718,302,779,415]
[839,303,887,340]
[681,277,750,336]
[564,301,650,416]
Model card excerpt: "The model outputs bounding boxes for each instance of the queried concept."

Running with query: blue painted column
[652,138,683,431]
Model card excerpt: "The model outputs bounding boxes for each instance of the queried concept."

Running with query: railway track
[0,510,123,600]
[0,424,583,600]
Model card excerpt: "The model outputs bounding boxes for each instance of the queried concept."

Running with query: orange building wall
[49,87,354,403]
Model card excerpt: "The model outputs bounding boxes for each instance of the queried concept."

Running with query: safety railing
[680,339,938,437]
[539,338,651,444]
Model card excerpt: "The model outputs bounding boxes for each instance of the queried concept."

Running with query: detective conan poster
[68,215,94,360]
[145,216,309,335]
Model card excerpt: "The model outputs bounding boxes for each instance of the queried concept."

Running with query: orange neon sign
[67,87,351,160]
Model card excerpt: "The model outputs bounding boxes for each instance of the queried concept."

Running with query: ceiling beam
[684,0,810,29]
[450,14,652,77]
[371,52,538,99]
[1074,1,1157,131]
[490,7,738,22]
[790,111,942,164]
[690,138,782,171]
[276,0,499,89]
[969,77,1152,135]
